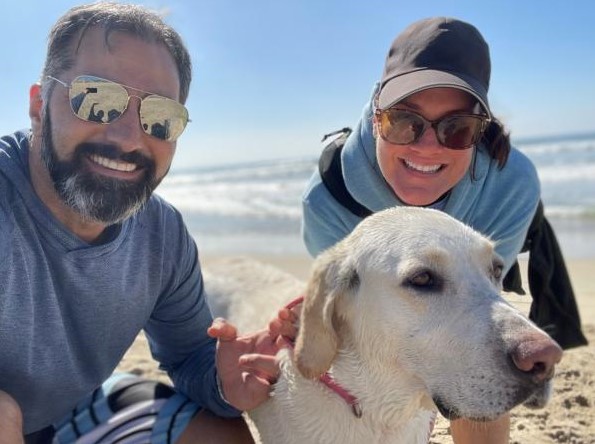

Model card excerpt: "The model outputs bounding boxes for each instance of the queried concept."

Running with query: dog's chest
[250,367,435,444]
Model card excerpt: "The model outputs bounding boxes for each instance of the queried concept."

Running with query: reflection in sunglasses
[377,108,489,150]
[47,75,189,142]
[146,121,168,140]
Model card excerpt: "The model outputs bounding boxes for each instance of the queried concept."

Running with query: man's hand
[207,318,281,411]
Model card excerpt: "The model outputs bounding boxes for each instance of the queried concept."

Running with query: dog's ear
[294,249,359,379]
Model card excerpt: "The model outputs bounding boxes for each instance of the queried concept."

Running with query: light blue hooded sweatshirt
[302,89,540,273]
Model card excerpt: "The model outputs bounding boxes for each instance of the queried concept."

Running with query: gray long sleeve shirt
[0,131,238,433]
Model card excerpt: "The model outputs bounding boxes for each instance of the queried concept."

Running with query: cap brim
[378,69,491,118]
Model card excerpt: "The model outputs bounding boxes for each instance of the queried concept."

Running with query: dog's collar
[284,296,362,418]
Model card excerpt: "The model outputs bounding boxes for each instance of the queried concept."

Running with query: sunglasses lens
[66,76,189,142]
[379,109,486,149]
[139,96,189,142]
[380,110,425,145]
[437,116,483,149]
[68,76,128,124]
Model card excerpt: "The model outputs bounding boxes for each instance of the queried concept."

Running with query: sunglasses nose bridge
[103,94,147,149]
[409,117,443,149]
[121,92,143,113]
[113,93,146,124]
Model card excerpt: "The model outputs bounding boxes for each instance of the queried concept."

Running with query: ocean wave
[156,181,304,218]
[158,136,595,221]
[167,158,317,185]
[545,205,595,218]
[517,138,595,156]
[537,163,595,182]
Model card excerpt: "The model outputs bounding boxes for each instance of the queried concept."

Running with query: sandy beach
[117,256,595,443]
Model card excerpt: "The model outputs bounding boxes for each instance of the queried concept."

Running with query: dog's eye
[407,270,439,290]
[492,263,504,280]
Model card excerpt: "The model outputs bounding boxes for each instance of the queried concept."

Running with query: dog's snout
[510,334,563,382]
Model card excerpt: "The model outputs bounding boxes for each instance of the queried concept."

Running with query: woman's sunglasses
[47,75,190,142]
[375,108,490,150]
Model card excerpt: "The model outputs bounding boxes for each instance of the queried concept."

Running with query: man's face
[34,28,182,225]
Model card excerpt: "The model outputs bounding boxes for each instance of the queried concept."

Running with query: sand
[116,256,595,443]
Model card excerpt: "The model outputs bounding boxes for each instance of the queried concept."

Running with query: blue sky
[2,1,595,170]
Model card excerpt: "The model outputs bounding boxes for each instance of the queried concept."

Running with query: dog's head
[295,207,562,421]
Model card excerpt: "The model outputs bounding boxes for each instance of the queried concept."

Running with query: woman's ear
[29,84,44,137]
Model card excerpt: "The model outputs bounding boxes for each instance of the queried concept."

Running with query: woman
[303,17,539,275]
[298,17,538,443]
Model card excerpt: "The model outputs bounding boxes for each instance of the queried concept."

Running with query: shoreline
[201,254,594,320]
[191,215,595,260]
[547,216,595,260]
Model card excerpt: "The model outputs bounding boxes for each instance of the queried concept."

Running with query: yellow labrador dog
[205,207,562,444]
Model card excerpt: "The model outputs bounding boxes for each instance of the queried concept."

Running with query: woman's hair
[41,2,192,104]
[481,117,511,169]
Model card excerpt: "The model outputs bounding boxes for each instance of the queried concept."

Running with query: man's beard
[39,114,160,225]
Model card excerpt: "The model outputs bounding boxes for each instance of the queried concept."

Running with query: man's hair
[41,2,191,103]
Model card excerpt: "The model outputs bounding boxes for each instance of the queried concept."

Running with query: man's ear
[29,84,44,137]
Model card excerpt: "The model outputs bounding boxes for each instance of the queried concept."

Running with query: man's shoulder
[0,131,29,174]
[0,132,27,223]
[132,193,192,245]
[0,130,29,157]
[142,193,184,223]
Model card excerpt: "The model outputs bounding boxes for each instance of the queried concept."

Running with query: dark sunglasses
[375,108,490,150]
[47,75,190,142]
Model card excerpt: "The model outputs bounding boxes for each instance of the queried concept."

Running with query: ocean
[156,134,595,258]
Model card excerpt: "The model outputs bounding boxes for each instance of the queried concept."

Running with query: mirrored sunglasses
[376,108,490,150]
[47,75,189,142]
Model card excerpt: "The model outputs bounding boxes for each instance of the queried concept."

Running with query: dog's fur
[205,207,561,444]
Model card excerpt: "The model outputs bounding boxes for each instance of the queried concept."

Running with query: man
[0,3,278,442]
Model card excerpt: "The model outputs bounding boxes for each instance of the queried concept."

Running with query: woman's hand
[268,297,302,346]
[268,307,299,342]
[207,318,280,411]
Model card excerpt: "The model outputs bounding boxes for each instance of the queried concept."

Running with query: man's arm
[143,223,240,416]
[144,219,282,414]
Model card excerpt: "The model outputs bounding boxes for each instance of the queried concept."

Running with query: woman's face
[375,87,477,206]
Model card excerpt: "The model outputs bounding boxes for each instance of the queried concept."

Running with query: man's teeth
[90,154,137,172]
[404,159,442,173]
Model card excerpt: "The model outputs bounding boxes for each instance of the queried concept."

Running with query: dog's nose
[511,334,563,382]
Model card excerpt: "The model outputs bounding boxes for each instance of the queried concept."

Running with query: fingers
[233,373,274,410]
[275,335,293,349]
[280,307,299,323]
[207,318,238,342]
[268,308,298,339]
[239,354,280,383]
[218,359,278,411]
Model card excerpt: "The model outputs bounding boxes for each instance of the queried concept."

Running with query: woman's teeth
[403,159,442,173]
